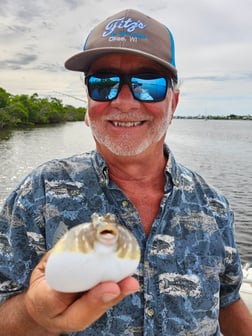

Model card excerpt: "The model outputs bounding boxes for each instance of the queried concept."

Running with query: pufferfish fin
[52,221,69,246]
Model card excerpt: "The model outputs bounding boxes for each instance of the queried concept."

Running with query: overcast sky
[1,0,251,116]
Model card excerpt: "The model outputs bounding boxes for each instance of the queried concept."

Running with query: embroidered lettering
[108,36,126,42]
[103,16,146,37]
[129,36,137,43]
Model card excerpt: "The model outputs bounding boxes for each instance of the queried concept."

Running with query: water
[0,123,95,202]
[0,120,251,263]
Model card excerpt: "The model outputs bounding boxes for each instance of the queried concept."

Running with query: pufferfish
[45,213,141,293]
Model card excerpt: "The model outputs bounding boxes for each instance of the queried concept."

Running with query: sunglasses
[85,73,173,102]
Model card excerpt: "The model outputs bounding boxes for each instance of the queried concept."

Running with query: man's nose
[111,84,139,108]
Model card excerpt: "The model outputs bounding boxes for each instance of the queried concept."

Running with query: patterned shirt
[0,146,242,335]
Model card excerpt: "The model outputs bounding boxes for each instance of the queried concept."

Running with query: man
[0,8,251,336]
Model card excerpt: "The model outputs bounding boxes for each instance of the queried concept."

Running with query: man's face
[85,53,179,157]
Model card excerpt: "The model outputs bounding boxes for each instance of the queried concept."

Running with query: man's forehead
[88,52,166,73]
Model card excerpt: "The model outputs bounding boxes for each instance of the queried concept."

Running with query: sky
[1,0,252,116]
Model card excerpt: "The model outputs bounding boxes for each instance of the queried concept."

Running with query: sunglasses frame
[85,72,173,102]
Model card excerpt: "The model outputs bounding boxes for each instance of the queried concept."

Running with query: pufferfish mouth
[97,224,119,245]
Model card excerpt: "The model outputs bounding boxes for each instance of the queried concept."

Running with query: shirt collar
[92,150,109,186]
[164,144,195,191]
[92,145,193,191]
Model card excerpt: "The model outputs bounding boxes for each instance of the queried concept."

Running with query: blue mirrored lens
[131,75,167,101]
[87,75,120,101]
[87,74,168,102]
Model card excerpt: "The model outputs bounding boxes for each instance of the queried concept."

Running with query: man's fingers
[53,277,139,332]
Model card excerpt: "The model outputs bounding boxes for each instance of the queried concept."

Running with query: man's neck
[97,144,168,235]
[98,144,167,185]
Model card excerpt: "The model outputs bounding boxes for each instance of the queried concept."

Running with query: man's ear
[168,89,179,125]
[84,112,90,126]
[172,89,179,112]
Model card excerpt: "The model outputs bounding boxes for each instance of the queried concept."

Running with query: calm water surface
[0,120,251,263]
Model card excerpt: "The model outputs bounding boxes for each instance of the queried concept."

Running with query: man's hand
[219,298,252,335]
[1,251,139,336]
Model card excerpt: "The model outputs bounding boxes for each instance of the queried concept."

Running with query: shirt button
[122,200,128,207]
[146,307,154,317]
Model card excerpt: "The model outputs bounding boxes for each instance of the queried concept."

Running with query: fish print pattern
[0,145,242,335]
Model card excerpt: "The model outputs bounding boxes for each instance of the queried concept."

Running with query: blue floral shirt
[0,146,242,335]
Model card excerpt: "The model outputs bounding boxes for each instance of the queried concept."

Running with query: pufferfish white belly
[45,213,141,293]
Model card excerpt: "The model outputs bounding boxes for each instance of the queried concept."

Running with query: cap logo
[102,16,146,37]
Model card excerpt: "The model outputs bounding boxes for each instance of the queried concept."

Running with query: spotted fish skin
[45,213,141,292]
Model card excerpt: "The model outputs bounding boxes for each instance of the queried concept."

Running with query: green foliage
[0,87,86,129]
[0,87,10,108]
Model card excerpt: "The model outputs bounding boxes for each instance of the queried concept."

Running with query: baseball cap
[65,9,178,82]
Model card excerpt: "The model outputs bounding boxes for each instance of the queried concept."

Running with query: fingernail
[102,293,119,303]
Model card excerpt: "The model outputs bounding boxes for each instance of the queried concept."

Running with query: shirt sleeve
[211,197,243,308]
[0,172,46,304]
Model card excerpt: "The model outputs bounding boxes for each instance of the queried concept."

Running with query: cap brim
[65,48,177,82]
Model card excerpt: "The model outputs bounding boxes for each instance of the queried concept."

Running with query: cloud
[0,0,251,116]
[0,0,43,21]
[36,63,66,72]
[63,0,85,10]
[0,54,37,70]
[6,24,31,34]
[183,72,252,83]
